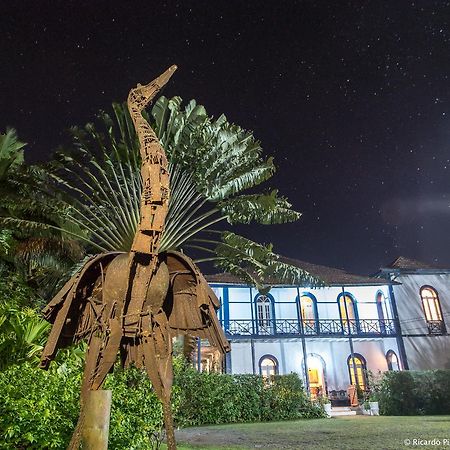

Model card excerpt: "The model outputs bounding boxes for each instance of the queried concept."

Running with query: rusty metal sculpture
[40,66,230,450]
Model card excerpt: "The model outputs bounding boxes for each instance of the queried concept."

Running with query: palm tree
[1,98,319,290]
[0,129,84,299]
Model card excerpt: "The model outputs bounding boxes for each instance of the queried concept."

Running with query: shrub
[0,357,323,449]
[0,361,81,449]
[105,366,181,449]
[378,369,450,415]
[175,361,324,425]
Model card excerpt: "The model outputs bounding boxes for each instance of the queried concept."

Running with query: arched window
[386,350,400,371]
[420,286,445,334]
[376,291,388,321]
[338,293,358,333]
[259,355,278,377]
[376,291,390,333]
[256,294,273,334]
[299,293,318,334]
[347,353,368,390]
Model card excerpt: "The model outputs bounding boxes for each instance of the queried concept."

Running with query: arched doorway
[347,353,368,391]
[306,354,326,399]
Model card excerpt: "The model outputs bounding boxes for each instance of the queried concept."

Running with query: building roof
[205,257,392,287]
[386,256,436,270]
[378,256,450,275]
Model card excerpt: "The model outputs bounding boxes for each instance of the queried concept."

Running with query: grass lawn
[169,416,450,450]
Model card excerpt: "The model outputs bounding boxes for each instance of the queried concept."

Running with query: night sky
[2,1,450,274]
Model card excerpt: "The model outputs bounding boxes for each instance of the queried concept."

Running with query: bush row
[378,369,450,415]
[175,361,324,426]
[0,357,323,449]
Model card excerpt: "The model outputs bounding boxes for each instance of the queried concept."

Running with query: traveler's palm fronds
[214,232,323,292]
[1,98,318,287]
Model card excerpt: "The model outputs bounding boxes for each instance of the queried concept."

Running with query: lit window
[339,294,357,330]
[386,350,400,371]
[256,294,272,334]
[420,286,446,334]
[421,286,442,321]
[300,294,318,333]
[260,356,278,378]
[348,354,367,390]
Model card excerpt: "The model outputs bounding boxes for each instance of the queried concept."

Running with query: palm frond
[219,190,301,224]
[1,96,306,296]
[214,232,322,291]
[0,128,26,180]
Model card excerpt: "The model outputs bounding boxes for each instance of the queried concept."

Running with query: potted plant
[362,399,371,415]
[369,393,379,416]
[316,395,332,417]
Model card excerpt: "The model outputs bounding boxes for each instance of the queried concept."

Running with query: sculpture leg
[141,313,176,450]
[91,318,122,390]
[162,392,176,450]
[68,334,103,450]
[68,321,121,450]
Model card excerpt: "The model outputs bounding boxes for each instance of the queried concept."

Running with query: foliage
[0,128,25,180]
[175,361,324,426]
[0,268,51,370]
[0,356,323,449]
[215,232,322,291]
[0,361,81,449]
[314,395,331,406]
[0,129,84,298]
[105,366,181,450]
[0,302,50,370]
[0,99,319,289]
[378,369,450,415]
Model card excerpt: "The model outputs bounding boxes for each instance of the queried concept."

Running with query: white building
[199,256,449,403]
[377,256,450,371]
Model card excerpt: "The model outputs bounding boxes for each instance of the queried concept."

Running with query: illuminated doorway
[347,353,368,391]
[306,354,326,399]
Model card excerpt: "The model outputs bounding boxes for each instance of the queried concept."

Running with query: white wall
[394,273,450,334]
[393,272,450,370]
[229,337,400,391]
[215,281,400,390]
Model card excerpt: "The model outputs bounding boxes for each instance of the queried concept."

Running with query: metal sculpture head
[128,65,178,111]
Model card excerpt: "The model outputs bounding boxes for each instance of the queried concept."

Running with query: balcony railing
[225,318,397,337]
[427,320,446,335]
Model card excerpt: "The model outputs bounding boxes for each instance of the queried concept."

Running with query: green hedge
[379,369,450,415]
[0,362,81,449]
[0,358,323,449]
[175,361,324,426]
